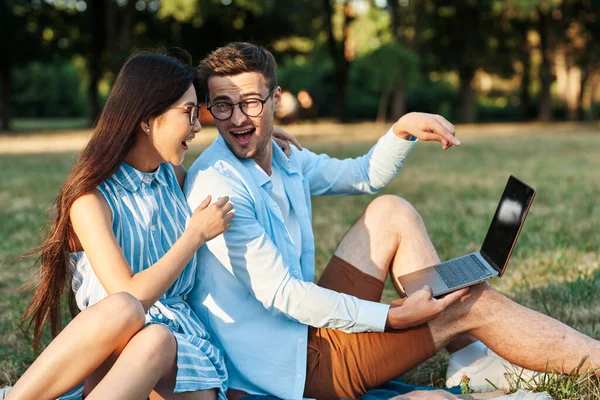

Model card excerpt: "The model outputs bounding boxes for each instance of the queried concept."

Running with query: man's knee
[430,282,500,332]
[365,195,423,228]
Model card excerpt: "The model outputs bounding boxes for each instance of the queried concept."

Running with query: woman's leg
[150,358,217,400]
[86,324,217,400]
[7,292,145,400]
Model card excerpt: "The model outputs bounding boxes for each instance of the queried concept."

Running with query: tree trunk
[411,0,424,55]
[519,34,531,121]
[88,0,106,125]
[0,60,12,131]
[390,0,400,40]
[106,0,116,54]
[376,91,391,123]
[390,73,405,121]
[119,0,136,53]
[588,73,598,121]
[388,0,405,122]
[577,62,590,121]
[537,9,553,122]
[459,67,476,123]
[324,0,350,122]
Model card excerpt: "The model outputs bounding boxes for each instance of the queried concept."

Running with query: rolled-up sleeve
[298,126,417,196]
[186,171,390,333]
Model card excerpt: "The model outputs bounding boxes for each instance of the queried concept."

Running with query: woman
[8,51,299,400]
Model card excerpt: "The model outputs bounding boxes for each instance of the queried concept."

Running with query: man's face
[207,72,280,162]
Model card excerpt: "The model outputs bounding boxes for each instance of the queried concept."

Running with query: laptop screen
[481,176,535,275]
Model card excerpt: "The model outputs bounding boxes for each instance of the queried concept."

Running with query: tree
[562,0,600,120]
[415,0,517,123]
[351,42,418,122]
[387,0,408,120]
[323,0,354,122]
[0,0,44,130]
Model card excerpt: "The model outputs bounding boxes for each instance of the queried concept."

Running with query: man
[184,42,600,399]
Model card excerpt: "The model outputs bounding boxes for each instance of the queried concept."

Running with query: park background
[1,0,600,398]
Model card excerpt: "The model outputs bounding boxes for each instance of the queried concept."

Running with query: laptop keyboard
[435,254,493,289]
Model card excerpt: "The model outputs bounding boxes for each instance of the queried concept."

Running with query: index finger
[427,118,460,147]
[287,134,303,150]
[434,115,459,145]
[214,196,230,207]
[273,128,303,150]
[273,137,291,156]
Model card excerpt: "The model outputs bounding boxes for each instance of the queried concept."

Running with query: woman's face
[148,84,201,166]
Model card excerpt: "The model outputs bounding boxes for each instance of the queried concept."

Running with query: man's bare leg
[334,195,439,283]
[428,282,600,374]
[334,195,600,374]
[334,195,476,349]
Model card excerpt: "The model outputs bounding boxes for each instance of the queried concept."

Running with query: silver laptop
[398,175,536,297]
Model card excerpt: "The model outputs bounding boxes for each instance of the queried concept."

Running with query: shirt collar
[113,162,168,192]
[214,135,298,189]
[271,140,299,176]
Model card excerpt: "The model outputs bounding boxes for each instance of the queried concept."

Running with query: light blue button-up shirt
[184,126,416,399]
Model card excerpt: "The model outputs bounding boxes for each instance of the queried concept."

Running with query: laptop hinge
[481,251,501,274]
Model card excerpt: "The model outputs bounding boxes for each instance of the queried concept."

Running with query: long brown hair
[22,51,198,349]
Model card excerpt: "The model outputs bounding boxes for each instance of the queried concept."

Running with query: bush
[12,61,89,118]
[277,59,335,118]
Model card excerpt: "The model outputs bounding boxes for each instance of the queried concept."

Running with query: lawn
[5,118,90,133]
[1,124,600,397]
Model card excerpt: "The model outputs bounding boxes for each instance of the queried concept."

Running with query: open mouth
[229,127,255,145]
[181,135,194,151]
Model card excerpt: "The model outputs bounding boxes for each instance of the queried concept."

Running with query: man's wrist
[392,120,414,141]
[385,303,406,330]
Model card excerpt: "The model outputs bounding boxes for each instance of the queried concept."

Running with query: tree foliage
[1,0,599,129]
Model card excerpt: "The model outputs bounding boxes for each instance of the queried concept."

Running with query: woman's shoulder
[70,189,111,222]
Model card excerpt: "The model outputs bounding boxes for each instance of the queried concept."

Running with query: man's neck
[251,141,273,176]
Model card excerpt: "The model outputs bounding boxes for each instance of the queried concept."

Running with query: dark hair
[198,42,277,93]
[21,51,198,349]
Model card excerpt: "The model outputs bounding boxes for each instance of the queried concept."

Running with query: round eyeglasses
[206,87,276,121]
[169,104,202,126]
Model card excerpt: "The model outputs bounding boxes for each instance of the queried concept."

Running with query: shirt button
[150,225,156,232]
[297,374,303,380]
[292,270,299,276]
[298,338,304,344]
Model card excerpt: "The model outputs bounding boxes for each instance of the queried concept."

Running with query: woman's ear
[140,119,151,135]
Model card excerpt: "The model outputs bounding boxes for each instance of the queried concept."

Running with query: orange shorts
[304,256,436,400]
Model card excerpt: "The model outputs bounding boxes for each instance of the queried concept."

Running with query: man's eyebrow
[211,92,264,102]
[212,95,233,102]
[241,91,263,98]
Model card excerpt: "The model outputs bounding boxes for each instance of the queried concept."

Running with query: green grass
[1,128,600,398]
[2,118,90,133]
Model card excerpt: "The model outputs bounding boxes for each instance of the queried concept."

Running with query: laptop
[397,175,536,297]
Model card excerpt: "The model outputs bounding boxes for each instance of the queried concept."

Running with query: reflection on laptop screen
[481,176,535,273]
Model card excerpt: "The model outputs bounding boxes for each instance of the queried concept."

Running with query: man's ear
[272,86,282,112]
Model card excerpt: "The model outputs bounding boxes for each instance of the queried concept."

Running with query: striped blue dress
[58,162,227,400]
